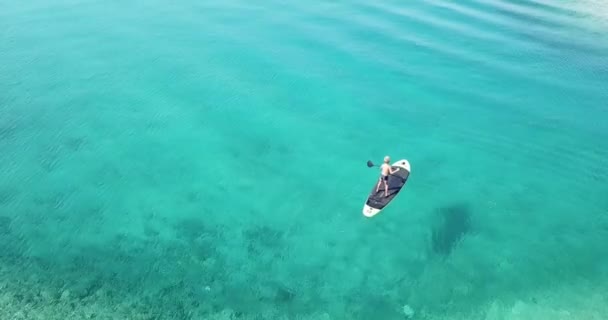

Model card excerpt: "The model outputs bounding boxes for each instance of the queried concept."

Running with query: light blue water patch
[1,0,608,319]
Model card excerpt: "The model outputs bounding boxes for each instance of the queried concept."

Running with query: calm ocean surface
[1,0,607,319]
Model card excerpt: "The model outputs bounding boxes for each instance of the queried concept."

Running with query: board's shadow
[430,203,472,257]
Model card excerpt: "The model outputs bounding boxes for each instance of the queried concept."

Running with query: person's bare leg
[384,180,389,197]
[375,178,381,193]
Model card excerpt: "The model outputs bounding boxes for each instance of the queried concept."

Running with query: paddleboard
[363,159,411,217]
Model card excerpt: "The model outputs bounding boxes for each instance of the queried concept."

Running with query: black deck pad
[366,166,410,210]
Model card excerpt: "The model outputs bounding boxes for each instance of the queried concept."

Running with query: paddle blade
[367,160,374,167]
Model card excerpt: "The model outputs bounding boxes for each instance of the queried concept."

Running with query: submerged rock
[60,289,71,302]
[402,304,415,318]
[39,289,56,303]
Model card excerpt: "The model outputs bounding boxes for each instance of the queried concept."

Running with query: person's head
[384,155,390,163]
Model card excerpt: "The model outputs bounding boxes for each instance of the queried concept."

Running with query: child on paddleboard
[376,156,400,197]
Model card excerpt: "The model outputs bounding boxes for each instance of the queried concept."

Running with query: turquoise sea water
[1,0,608,319]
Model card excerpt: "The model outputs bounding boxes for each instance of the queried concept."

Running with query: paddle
[367,160,376,168]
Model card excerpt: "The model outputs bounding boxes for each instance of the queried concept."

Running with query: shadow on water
[430,203,472,257]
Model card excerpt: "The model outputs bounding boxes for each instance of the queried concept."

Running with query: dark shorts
[380,175,388,181]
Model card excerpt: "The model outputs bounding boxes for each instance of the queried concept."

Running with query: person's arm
[390,167,400,174]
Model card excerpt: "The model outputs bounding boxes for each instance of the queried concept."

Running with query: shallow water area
[1,0,608,319]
